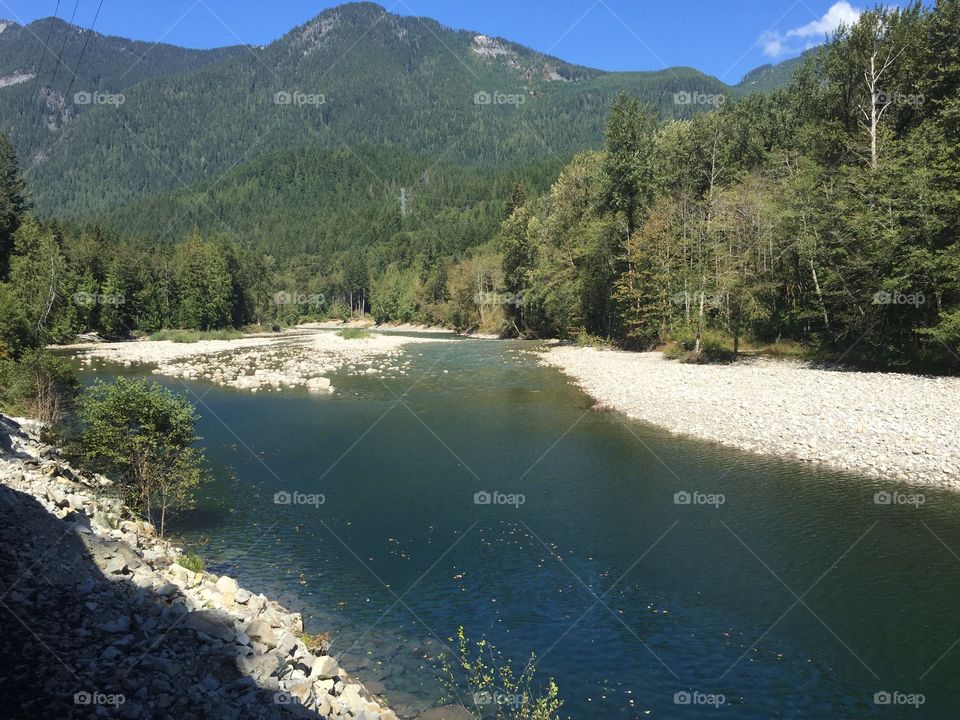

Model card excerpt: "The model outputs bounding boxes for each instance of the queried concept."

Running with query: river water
[79,334,960,719]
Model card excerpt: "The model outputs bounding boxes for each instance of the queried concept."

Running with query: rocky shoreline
[61,328,451,394]
[0,414,399,719]
[540,346,960,488]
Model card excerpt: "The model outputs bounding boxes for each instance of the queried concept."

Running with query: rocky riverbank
[61,328,452,394]
[540,346,960,488]
[0,414,399,719]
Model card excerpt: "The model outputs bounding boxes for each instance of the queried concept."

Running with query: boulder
[310,655,339,680]
[245,618,276,646]
[183,613,235,642]
[216,575,239,594]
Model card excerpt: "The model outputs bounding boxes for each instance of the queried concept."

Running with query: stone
[215,575,238,594]
[236,652,281,680]
[183,613,235,642]
[245,619,276,646]
[105,556,128,574]
[313,678,335,696]
[310,655,339,680]
[285,678,313,705]
[234,588,251,604]
[275,631,298,657]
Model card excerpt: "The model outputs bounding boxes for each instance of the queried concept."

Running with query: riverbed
[76,334,960,719]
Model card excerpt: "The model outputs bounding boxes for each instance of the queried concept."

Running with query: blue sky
[1,0,871,82]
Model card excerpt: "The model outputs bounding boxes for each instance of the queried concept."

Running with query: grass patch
[179,552,205,573]
[301,631,331,654]
[150,328,245,343]
[337,328,372,339]
[575,330,612,349]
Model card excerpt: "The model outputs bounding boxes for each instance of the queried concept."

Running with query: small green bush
[575,331,611,349]
[179,552,205,573]
[0,349,79,425]
[150,328,244,343]
[337,327,372,339]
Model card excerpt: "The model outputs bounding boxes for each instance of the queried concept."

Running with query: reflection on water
[79,337,960,719]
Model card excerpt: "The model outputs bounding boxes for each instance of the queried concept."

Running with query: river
[78,333,960,719]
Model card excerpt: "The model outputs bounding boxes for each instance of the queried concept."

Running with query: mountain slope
[0,17,246,152]
[736,52,811,94]
[13,2,733,217]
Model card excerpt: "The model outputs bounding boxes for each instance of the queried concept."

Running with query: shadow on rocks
[0,484,320,719]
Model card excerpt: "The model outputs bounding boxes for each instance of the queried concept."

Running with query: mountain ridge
[0,2,806,218]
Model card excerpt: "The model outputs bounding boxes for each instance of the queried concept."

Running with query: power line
[45,0,80,90]
[62,0,105,110]
[26,0,63,123]
[30,0,106,171]
[26,0,78,158]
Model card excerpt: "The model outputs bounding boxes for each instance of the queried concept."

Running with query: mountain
[0,17,245,149]
[736,52,811,94]
[2,2,739,218]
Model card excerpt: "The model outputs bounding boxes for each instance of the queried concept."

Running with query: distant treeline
[0,1,957,373]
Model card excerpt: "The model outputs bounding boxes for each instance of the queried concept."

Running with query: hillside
[736,52,810,94]
[6,2,735,217]
[0,17,245,149]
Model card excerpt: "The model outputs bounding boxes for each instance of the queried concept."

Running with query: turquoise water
[79,336,960,719]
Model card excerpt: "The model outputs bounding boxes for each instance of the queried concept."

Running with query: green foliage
[178,553,206,573]
[500,1,960,372]
[14,3,737,218]
[337,327,371,339]
[0,131,26,276]
[439,627,563,720]
[149,328,245,343]
[78,378,206,535]
[0,349,78,425]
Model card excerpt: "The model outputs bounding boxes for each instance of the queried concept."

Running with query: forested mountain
[736,53,809,94]
[8,2,736,217]
[5,1,951,375]
[98,143,563,261]
[0,17,245,152]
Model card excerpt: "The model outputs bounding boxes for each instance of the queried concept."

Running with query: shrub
[0,349,79,425]
[179,552,205,573]
[439,627,562,720]
[337,327,371,339]
[149,328,244,343]
[301,631,330,654]
[575,331,611,349]
[78,378,207,535]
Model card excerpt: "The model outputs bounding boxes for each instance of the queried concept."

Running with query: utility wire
[30,0,106,170]
[62,0,105,110]
[26,0,78,158]
[26,0,63,120]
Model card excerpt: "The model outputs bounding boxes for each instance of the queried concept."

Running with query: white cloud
[760,1,862,58]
